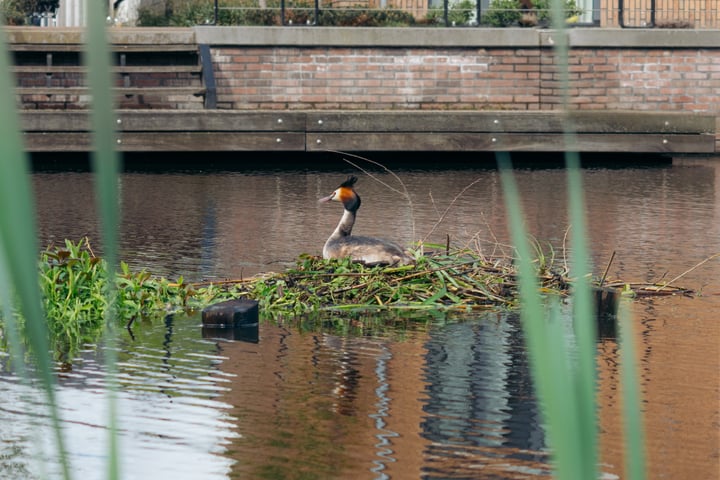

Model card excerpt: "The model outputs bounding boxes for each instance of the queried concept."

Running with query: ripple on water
[0,314,239,480]
[419,318,550,479]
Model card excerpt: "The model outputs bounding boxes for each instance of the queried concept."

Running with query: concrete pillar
[56,0,87,27]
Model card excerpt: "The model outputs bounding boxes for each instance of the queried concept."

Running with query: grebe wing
[324,236,413,266]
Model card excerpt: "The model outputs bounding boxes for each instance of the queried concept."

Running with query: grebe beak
[318,193,335,203]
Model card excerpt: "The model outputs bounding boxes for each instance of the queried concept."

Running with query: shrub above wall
[134,0,583,27]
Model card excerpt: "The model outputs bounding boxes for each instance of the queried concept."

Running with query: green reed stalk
[84,3,123,480]
[0,22,72,480]
[498,152,593,479]
[549,0,599,472]
[618,303,647,480]
[550,0,644,476]
[497,0,646,476]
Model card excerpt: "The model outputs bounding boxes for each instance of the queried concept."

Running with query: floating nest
[34,239,702,324]
[191,249,698,316]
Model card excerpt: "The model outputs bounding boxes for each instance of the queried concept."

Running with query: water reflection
[214,314,556,480]
[5,157,718,479]
[421,318,549,479]
[31,161,719,287]
[0,315,239,480]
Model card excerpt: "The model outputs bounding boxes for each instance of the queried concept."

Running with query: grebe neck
[330,208,356,240]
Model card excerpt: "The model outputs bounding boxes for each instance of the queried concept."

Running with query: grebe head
[319,175,361,212]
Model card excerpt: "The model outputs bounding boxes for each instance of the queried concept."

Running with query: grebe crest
[319,176,413,266]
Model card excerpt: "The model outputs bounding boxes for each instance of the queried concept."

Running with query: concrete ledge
[194,25,720,48]
[3,26,196,45]
[564,28,720,48]
[194,26,541,47]
[5,26,718,49]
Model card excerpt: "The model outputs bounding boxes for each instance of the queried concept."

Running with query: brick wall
[211,45,720,113]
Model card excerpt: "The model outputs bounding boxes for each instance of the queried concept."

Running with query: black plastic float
[201,299,259,342]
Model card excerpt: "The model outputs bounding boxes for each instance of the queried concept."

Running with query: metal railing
[210,0,719,28]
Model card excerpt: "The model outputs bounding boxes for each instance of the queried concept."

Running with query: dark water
[1,155,718,479]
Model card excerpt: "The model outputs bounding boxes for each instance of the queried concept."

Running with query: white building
[55,0,157,26]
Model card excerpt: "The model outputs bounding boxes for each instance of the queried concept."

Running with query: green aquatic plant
[37,239,217,320]
[248,250,521,313]
[37,239,191,345]
[7,235,689,363]
[39,240,108,356]
[1,237,576,360]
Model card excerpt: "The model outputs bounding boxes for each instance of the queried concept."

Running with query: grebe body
[320,176,412,266]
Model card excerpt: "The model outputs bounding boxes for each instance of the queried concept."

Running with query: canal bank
[6,26,720,154]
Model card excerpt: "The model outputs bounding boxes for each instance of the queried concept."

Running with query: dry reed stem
[654,252,719,292]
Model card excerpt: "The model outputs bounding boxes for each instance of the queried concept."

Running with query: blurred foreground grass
[0,3,645,479]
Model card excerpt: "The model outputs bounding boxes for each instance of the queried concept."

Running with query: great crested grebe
[319,176,413,266]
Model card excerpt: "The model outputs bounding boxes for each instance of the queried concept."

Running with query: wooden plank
[567,111,715,134]
[306,111,715,134]
[15,86,206,96]
[12,66,86,74]
[19,111,716,154]
[22,133,93,151]
[23,132,306,152]
[9,44,197,53]
[115,111,307,132]
[115,87,205,96]
[116,66,202,74]
[20,111,308,132]
[15,87,89,96]
[116,132,305,151]
[20,110,90,133]
[22,111,91,131]
[308,112,514,133]
[111,44,198,53]
[306,132,717,153]
[8,44,84,52]
[12,66,201,74]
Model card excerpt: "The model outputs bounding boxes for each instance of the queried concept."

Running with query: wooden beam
[21,111,307,132]
[306,111,715,134]
[116,132,306,151]
[116,111,307,132]
[24,132,307,152]
[8,44,199,53]
[15,87,206,97]
[307,133,717,153]
[19,110,716,154]
[12,66,202,74]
